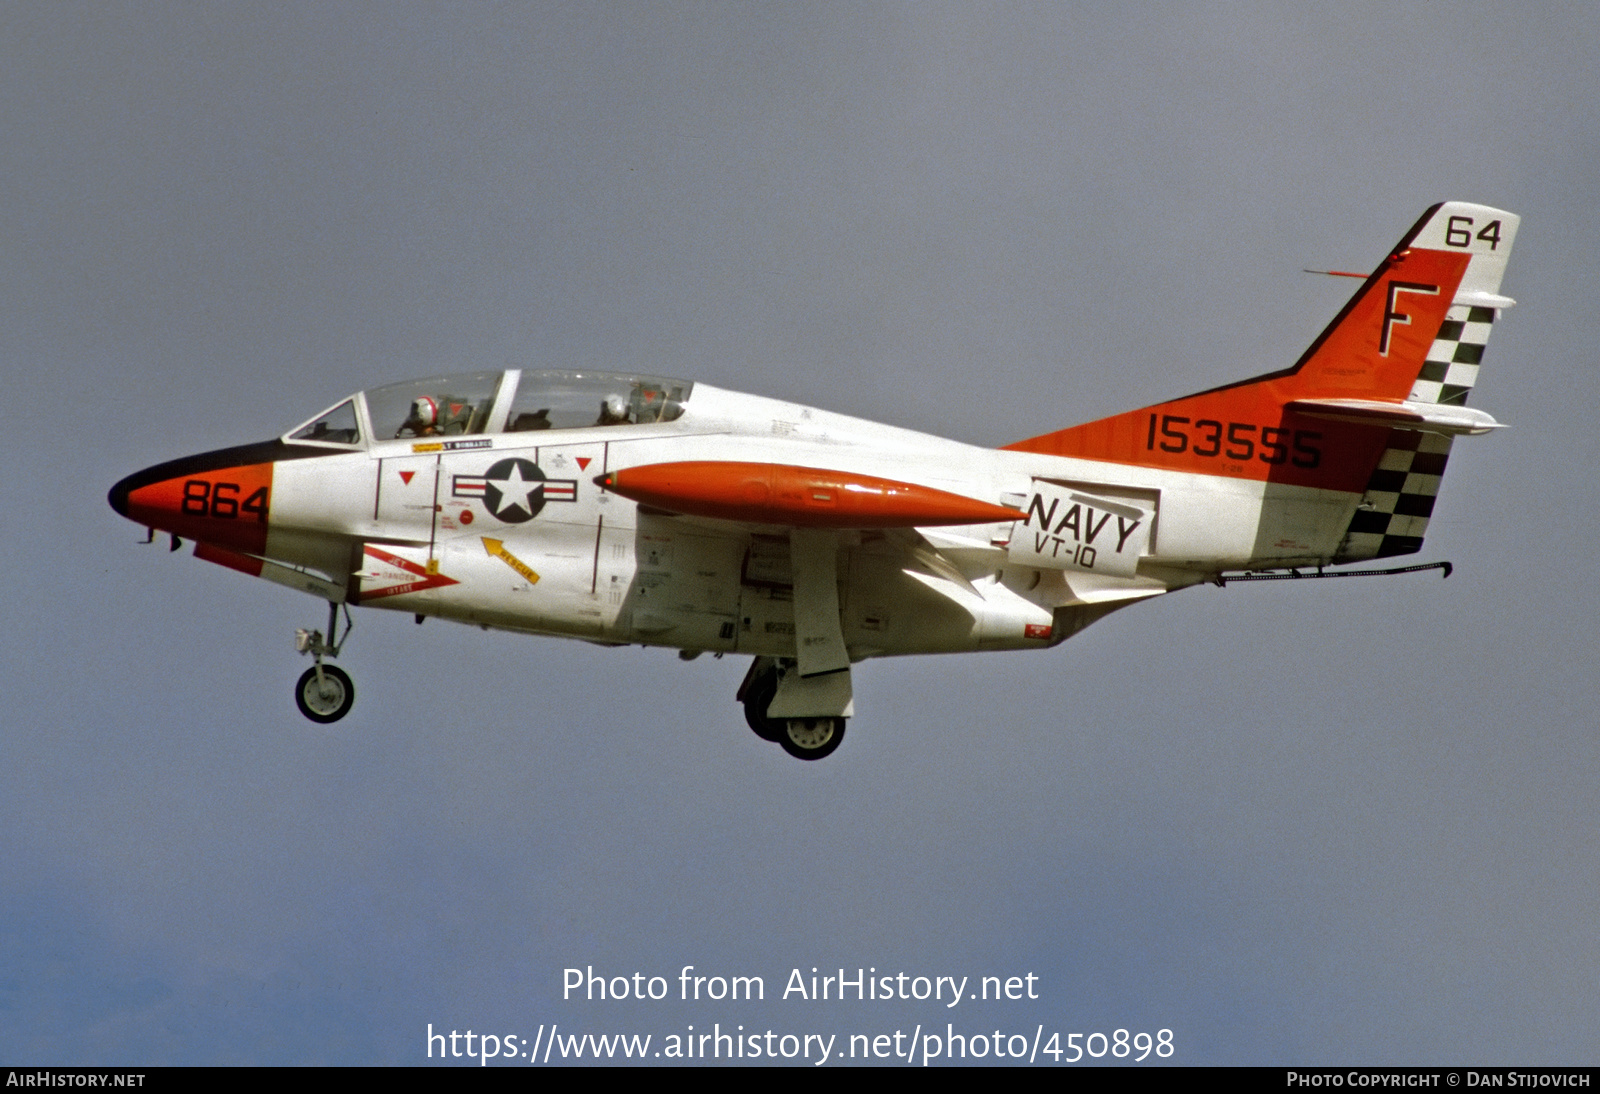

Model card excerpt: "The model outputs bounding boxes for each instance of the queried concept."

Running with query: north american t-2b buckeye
[110,202,1519,759]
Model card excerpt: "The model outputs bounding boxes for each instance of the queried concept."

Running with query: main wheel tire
[295,665,354,724]
[778,717,845,761]
[742,669,783,742]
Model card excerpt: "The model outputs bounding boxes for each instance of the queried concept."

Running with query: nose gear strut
[294,601,355,723]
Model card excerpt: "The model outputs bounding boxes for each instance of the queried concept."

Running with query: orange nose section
[110,445,278,555]
[596,461,1024,528]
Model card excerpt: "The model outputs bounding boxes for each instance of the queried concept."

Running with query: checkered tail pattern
[1334,305,1499,562]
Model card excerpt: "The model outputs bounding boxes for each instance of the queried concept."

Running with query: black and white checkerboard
[1335,304,1499,561]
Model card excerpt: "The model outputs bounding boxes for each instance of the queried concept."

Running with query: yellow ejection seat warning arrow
[481,538,540,584]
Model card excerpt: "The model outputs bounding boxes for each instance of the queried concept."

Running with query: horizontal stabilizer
[1286,398,1503,436]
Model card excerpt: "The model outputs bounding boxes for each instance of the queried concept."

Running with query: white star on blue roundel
[483,458,547,523]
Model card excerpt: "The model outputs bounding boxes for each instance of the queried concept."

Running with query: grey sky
[3,2,1596,1065]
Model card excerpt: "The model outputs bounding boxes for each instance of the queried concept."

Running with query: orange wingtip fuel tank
[595,461,1025,528]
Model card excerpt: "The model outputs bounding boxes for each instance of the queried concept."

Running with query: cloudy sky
[3,2,1596,1066]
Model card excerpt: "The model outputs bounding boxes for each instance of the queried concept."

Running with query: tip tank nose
[108,473,135,519]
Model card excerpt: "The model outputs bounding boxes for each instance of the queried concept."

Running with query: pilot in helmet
[398,396,441,437]
[597,394,630,426]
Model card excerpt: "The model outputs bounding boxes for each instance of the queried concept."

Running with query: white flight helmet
[409,396,439,427]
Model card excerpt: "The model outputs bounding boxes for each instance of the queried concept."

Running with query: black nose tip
[108,475,132,518]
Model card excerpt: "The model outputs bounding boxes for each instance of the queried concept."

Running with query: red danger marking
[460,510,473,524]
[360,545,460,600]
[399,470,415,485]
[576,457,592,470]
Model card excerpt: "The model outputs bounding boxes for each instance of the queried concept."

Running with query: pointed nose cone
[107,472,135,519]
[107,439,294,553]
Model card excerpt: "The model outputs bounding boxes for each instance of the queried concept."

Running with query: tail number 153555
[1146,414,1321,468]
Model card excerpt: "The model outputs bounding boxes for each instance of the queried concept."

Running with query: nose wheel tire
[778,717,845,761]
[295,665,354,724]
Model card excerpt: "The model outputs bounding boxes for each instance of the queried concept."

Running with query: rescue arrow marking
[482,537,540,584]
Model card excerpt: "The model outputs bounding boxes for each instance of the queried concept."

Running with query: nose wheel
[296,664,354,723]
[294,601,355,724]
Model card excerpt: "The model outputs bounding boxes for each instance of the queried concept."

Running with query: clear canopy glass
[287,398,361,445]
[284,369,693,448]
[502,370,691,433]
[367,371,504,440]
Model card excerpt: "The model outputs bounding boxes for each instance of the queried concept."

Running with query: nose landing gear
[294,601,354,724]
[295,663,354,723]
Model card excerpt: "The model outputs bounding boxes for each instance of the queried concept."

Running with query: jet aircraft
[109,202,1519,759]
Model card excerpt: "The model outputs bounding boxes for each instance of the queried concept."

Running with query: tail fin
[1006,203,1519,512]
[1330,216,1517,560]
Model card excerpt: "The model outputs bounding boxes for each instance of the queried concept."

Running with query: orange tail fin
[1005,202,1518,497]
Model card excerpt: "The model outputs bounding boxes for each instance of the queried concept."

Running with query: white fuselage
[262,383,1355,661]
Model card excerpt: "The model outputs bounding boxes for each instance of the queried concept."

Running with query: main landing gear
[294,601,354,724]
[775,716,846,761]
[737,657,848,761]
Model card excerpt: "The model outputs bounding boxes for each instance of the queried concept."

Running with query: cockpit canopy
[285,369,693,448]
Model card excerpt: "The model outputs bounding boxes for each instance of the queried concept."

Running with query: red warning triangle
[576,457,591,470]
[399,470,415,485]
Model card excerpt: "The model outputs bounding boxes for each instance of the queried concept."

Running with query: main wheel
[295,665,354,724]
[778,717,845,761]
[741,668,783,742]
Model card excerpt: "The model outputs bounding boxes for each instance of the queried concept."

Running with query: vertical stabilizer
[1005,204,1519,560]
